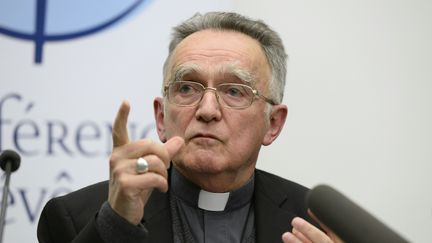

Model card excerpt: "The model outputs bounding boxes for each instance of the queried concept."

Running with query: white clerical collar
[198,190,230,211]
[170,166,254,212]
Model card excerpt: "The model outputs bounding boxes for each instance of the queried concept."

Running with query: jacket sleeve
[37,197,105,243]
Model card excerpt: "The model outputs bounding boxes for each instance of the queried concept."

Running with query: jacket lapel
[254,170,300,243]
[143,190,173,243]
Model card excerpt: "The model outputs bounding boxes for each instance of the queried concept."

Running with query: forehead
[168,29,271,83]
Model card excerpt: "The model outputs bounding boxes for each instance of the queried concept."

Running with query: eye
[228,87,242,97]
[178,83,194,94]
[173,81,203,95]
[222,85,248,98]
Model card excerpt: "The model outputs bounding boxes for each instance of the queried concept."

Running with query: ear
[153,97,167,142]
[262,104,288,146]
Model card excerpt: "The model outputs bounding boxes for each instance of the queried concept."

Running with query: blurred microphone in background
[0,149,21,243]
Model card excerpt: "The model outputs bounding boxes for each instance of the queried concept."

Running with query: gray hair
[163,12,288,104]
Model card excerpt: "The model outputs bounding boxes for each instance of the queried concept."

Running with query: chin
[176,156,227,175]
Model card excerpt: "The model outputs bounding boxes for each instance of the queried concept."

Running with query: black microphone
[0,150,21,243]
[306,184,409,243]
[0,150,20,173]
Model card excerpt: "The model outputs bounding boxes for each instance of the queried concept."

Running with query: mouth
[190,133,220,141]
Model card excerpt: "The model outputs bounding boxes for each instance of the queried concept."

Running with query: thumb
[164,136,184,159]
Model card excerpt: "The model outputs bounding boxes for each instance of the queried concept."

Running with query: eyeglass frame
[163,80,277,109]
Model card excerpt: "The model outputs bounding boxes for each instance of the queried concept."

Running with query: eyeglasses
[164,81,276,109]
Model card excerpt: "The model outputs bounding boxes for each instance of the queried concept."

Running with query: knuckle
[109,152,121,168]
[153,175,168,191]
[156,175,168,187]
[112,130,120,141]
[109,157,117,169]
[147,173,166,187]
[143,154,157,164]
[160,167,168,178]
[161,146,172,162]
[116,175,130,188]
[137,139,154,148]
[111,166,124,178]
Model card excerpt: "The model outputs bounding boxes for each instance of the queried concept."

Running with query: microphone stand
[0,162,12,243]
[0,150,21,243]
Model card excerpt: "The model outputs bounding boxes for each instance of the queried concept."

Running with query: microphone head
[0,149,21,172]
[306,184,408,243]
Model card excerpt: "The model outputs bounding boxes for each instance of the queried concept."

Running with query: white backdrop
[234,1,431,243]
[1,0,431,242]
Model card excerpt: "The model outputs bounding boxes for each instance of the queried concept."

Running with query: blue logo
[0,0,152,64]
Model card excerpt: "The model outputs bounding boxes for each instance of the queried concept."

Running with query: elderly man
[37,12,340,243]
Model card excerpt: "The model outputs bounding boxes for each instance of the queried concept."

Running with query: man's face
[155,29,284,188]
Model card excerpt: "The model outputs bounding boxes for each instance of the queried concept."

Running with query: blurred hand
[282,210,344,243]
[107,101,184,225]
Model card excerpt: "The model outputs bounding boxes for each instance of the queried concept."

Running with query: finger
[308,209,335,234]
[112,156,168,179]
[292,228,313,243]
[112,137,184,162]
[291,217,332,243]
[282,232,303,243]
[112,139,161,160]
[163,136,185,164]
[118,172,169,193]
[308,209,344,242]
[141,155,169,177]
[113,100,130,147]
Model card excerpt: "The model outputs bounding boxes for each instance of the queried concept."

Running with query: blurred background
[1,0,431,242]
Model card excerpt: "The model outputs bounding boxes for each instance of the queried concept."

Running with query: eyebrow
[224,64,257,85]
[171,63,257,85]
[172,64,200,82]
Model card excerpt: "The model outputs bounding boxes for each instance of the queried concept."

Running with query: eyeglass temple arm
[253,90,277,105]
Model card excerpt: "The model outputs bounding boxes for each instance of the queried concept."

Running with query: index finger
[112,100,130,147]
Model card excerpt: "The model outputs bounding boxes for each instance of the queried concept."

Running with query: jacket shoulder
[37,181,109,242]
[43,181,108,227]
[56,180,109,218]
[255,169,309,194]
[255,169,310,215]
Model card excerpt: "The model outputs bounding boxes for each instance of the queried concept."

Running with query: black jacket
[37,169,314,243]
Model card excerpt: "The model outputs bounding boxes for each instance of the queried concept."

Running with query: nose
[195,88,222,122]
